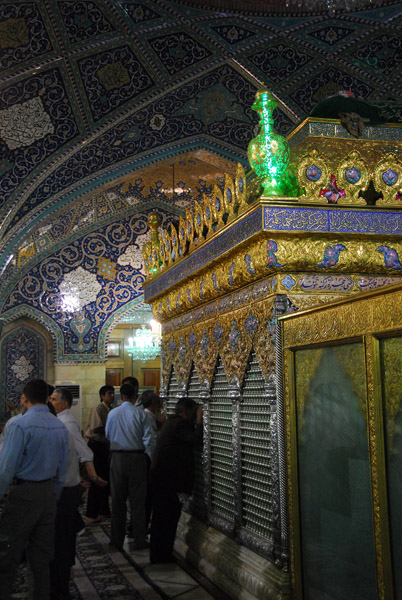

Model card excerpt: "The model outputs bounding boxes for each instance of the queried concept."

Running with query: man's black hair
[174,397,197,415]
[54,387,73,408]
[140,389,159,409]
[99,385,114,401]
[120,383,136,401]
[121,376,138,398]
[23,379,48,405]
[122,376,138,388]
[47,384,55,397]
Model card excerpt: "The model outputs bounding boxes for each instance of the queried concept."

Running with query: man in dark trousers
[84,384,114,522]
[0,379,69,600]
[106,383,156,551]
[149,397,203,564]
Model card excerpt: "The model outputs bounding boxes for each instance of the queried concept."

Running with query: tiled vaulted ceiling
[1,0,402,287]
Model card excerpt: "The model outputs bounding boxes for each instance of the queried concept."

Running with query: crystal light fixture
[126,319,161,361]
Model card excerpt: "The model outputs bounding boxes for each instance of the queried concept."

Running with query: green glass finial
[248,88,300,197]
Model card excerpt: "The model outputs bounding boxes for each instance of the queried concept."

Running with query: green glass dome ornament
[248,88,300,197]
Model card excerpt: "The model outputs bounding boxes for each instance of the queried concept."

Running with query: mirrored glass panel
[381,336,402,600]
[295,344,377,600]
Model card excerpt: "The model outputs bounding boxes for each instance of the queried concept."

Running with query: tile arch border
[99,294,147,360]
[0,137,245,273]
[0,304,63,362]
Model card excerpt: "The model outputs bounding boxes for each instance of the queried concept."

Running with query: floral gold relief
[143,118,402,600]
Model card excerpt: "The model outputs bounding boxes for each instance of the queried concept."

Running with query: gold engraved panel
[282,286,402,349]
[297,148,329,203]
[375,153,402,206]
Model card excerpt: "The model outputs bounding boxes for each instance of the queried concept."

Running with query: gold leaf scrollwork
[193,201,204,243]
[203,193,213,239]
[235,162,247,215]
[224,174,236,223]
[252,298,275,382]
[192,321,218,386]
[142,241,152,278]
[212,184,225,231]
[185,209,195,252]
[297,149,329,203]
[169,223,180,261]
[178,216,187,249]
[374,153,402,206]
[220,309,252,383]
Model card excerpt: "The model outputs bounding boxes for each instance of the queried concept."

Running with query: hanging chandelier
[126,320,161,361]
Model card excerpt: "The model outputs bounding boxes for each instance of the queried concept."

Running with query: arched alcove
[0,318,52,422]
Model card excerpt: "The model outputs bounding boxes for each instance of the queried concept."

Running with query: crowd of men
[0,376,203,600]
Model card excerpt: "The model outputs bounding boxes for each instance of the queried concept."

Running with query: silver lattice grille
[187,363,204,507]
[166,366,179,415]
[241,351,274,540]
[210,357,235,520]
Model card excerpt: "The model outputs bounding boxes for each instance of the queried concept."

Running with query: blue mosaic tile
[0,67,79,208]
[317,243,346,268]
[376,245,402,270]
[211,24,255,45]
[0,3,52,70]
[299,275,354,292]
[121,3,163,24]
[307,25,354,46]
[212,322,223,345]
[281,275,295,290]
[252,279,271,299]
[355,34,402,77]
[228,319,239,352]
[358,276,402,291]
[233,288,249,307]
[201,328,209,358]
[59,1,114,44]
[148,31,212,76]
[290,66,373,113]
[244,310,258,337]
[3,211,153,356]
[204,302,217,317]
[8,64,257,229]
[264,207,402,235]
[249,43,313,84]
[77,45,154,121]
[1,327,45,418]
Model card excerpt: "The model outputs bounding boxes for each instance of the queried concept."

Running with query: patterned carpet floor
[11,519,222,600]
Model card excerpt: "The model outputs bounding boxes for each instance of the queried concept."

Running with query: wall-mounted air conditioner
[55,382,82,429]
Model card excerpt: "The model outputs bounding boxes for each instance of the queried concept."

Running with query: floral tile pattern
[1,326,45,418]
[77,45,155,122]
[0,3,52,70]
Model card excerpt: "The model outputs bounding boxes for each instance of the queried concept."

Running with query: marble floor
[70,521,230,600]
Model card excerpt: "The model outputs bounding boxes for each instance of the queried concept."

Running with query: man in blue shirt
[0,378,69,600]
[105,382,156,551]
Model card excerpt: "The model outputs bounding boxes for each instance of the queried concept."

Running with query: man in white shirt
[105,383,156,551]
[49,388,106,598]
